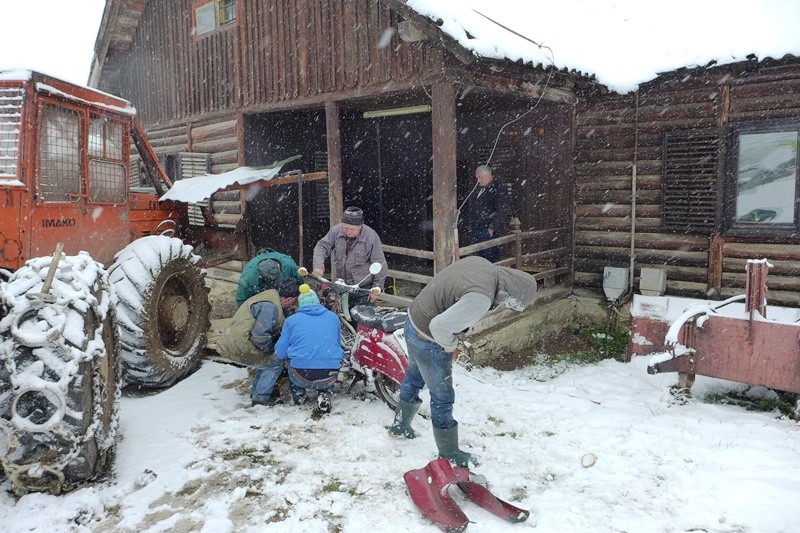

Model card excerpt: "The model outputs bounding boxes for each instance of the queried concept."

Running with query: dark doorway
[341,113,433,272]
[242,110,329,265]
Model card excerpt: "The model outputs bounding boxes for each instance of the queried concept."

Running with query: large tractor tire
[109,236,211,388]
[0,252,119,495]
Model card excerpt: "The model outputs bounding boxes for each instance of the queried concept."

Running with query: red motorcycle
[299,263,408,410]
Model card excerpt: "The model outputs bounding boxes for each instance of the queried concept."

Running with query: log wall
[574,59,800,305]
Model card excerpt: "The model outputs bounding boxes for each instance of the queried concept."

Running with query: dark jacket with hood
[236,248,303,307]
[408,256,537,350]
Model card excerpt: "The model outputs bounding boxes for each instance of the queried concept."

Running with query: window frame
[88,114,129,204]
[192,0,237,38]
[37,101,85,203]
[724,119,800,238]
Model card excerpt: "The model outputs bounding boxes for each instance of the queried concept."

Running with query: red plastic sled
[404,459,529,531]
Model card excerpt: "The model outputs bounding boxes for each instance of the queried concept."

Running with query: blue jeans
[288,368,337,395]
[399,319,456,430]
[471,228,499,263]
[251,356,286,403]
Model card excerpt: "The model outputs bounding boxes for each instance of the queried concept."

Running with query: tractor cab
[0,69,177,268]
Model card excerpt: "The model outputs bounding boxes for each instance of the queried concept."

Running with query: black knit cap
[341,206,364,226]
[278,279,300,298]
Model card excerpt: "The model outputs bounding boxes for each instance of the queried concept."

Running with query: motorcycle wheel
[374,372,400,411]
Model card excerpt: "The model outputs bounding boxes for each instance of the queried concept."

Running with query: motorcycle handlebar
[298,267,380,297]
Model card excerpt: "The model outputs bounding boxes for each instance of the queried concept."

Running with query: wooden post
[325,100,343,226]
[510,217,521,270]
[431,82,457,273]
[708,233,724,299]
[745,260,769,319]
[297,172,305,266]
[42,243,65,294]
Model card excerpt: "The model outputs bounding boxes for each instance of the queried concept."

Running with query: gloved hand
[368,286,381,302]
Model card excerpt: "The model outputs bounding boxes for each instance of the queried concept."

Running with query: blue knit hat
[298,284,320,307]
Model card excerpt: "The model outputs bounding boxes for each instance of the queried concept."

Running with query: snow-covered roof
[402,0,800,93]
[159,165,284,203]
[0,69,33,81]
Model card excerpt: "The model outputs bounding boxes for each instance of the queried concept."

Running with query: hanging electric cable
[452,9,560,261]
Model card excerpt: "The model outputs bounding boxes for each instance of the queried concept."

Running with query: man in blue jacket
[269,284,344,415]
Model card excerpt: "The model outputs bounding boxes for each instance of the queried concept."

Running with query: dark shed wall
[574,59,800,304]
[457,106,573,237]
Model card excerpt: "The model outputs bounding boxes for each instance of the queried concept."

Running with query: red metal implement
[404,459,530,531]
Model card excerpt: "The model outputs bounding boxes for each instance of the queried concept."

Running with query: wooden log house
[89,1,800,306]
[89,0,594,291]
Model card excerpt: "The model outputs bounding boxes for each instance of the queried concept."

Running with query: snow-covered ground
[2,355,798,532]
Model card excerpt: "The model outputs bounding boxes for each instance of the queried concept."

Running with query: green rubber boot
[387,400,421,439]
[433,422,479,467]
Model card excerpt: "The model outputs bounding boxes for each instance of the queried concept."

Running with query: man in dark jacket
[236,248,304,307]
[388,256,538,467]
[465,165,509,263]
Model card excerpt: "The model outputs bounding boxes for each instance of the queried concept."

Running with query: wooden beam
[381,244,435,260]
[325,100,343,226]
[387,269,433,285]
[431,81,457,273]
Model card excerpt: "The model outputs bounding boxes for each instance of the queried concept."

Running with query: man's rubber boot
[433,423,478,467]
[388,400,421,439]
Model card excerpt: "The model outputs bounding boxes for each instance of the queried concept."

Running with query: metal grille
[176,152,212,226]
[89,118,123,159]
[89,160,127,203]
[313,150,328,171]
[0,87,24,177]
[313,180,330,220]
[39,105,82,202]
[663,130,719,233]
[178,152,210,180]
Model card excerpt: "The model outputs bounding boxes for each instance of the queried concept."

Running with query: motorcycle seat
[351,305,407,333]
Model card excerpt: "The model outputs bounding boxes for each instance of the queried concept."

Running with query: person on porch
[465,165,509,263]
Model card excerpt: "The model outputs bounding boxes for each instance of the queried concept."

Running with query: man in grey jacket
[388,256,538,467]
[312,206,388,302]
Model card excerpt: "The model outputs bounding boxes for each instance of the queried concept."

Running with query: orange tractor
[0,70,271,494]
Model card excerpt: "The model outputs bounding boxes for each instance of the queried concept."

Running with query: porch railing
[381,218,571,303]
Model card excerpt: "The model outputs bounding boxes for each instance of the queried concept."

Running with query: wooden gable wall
[574,58,800,305]
[114,0,440,126]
